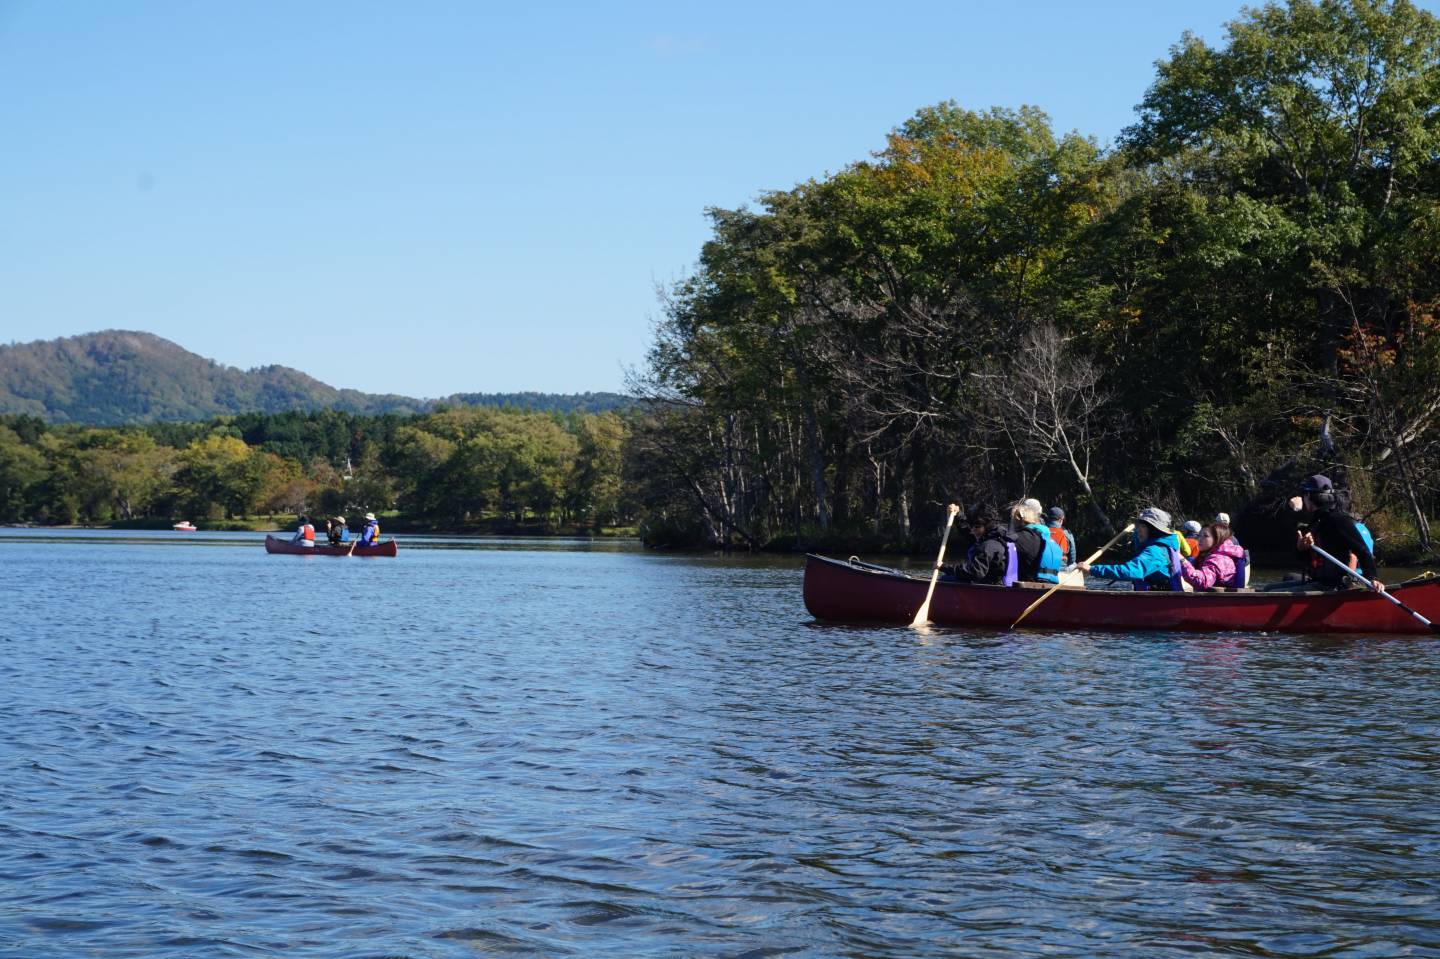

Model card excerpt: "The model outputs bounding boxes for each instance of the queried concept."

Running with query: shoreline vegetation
[3,3,1439,568]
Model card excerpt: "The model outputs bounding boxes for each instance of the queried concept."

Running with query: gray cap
[1214,512,1231,525]
[1182,520,1202,535]
[1046,505,1065,521]
[1137,506,1172,533]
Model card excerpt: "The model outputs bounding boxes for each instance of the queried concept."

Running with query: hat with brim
[1136,506,1172,534]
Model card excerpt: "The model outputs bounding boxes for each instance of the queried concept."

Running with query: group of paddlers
[290,513,382,548]
[942,474,1384,593]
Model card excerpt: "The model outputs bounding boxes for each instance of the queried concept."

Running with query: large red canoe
[264,535,398,557]
[803,553,1440,635]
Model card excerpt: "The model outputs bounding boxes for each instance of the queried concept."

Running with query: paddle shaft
[1310,545,1439,632]
[1009,522,1136,630]
[910,507,960,628]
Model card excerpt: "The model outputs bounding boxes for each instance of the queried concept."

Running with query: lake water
[2,530,1439,958]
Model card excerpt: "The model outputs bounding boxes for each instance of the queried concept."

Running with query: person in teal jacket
[1079,506,1186,590]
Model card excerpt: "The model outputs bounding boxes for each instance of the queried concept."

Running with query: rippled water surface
[3,530,1439,958]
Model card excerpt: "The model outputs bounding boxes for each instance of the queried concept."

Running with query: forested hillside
[0,407,629,530]
[626,0,1440,556]
[0,331,633,424]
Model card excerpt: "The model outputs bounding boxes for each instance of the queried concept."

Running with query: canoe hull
[264,534,398,557]
[803,554,1440,635]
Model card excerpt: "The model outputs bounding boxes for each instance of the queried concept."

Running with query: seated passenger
[1079,507,1185,590]
[1179,520,1201,558]
[1179,520,1246,590]
[1011,500,1064,584]
[1045,506,1075,567]
[942,504,1017,585]
[291,514,316,548]
[360,512,381,546]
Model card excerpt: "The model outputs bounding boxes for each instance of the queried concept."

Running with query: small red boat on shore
[803,554,1440,635]
[264,535,398,557]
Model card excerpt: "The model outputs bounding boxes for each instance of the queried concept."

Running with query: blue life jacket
[1024,522,1064,584]
[1356,521,1375,555]
[1131,538,1186,591]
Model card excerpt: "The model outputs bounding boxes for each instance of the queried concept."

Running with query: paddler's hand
[947,503,960,517]
[1077,562,1092,572]
[1296,530,1315,550]
[1373,579,1387,593]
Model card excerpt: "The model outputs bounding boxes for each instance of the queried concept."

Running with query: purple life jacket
[1003,541,1019,587]
[966,539,1020,586]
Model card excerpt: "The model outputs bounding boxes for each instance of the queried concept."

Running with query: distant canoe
[803,553,1440,635]
[264,535,398,557]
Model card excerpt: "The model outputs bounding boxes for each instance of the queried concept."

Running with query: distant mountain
[0,331,633,425]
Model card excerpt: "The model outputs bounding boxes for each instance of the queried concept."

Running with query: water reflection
[0,531,1437,957]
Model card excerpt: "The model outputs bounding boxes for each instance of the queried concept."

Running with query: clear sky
[4,1,1431,398]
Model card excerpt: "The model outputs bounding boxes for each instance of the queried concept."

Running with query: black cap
[1301,474,1333,493]
[1046,506,1065,521]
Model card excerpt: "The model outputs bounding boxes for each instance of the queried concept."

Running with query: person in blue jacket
[360,512,381,546]
[1079,506,1186,590]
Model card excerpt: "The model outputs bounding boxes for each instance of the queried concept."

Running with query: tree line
[0,407,630,530]
[624,0,1440,558]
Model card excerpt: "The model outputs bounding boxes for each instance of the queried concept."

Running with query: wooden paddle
[1008,522,1136,630]
[910,504,961,628]
[1311,545,1439,633]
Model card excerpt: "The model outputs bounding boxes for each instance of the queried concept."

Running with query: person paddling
[359,512,381,546]
[1290,475,1383,592]
[942,504,1017,585]
[1078,506,1185,590]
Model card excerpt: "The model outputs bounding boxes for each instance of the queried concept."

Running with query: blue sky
[3,1,1430,398]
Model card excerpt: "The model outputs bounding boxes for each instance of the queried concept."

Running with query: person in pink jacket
[1180,520,1246,590]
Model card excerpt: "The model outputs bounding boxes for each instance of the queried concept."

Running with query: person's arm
[1180,553,1232,590]
[1090,545,1159,583]
[954,544,989,583]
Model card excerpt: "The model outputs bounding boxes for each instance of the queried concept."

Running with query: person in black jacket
[943,504,1015,585]
[1009,499,1053,583]
[1291,474,1384,592]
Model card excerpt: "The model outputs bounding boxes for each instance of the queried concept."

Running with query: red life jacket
[301,523,315,542]
[1049,526,1070,558]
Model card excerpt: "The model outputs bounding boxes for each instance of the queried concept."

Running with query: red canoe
[803,553,1440,635]
[264,534,398,557]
